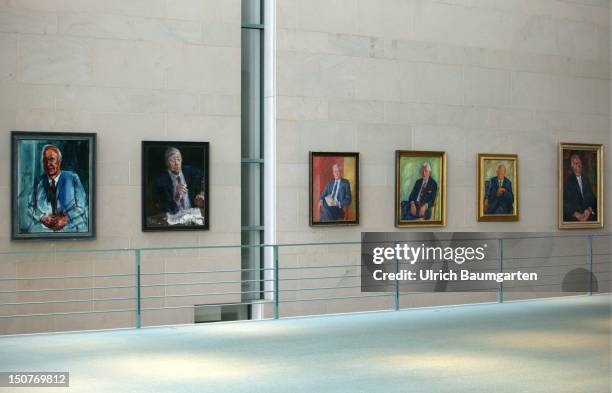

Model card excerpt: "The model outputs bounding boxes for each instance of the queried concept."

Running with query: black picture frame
[142,141,210,232]
[309,151,360,227]
[11,131,97,240]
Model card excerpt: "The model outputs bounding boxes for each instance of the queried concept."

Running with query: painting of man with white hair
[396,150,446,228]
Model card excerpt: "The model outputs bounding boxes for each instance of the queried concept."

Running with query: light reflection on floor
[0,295,609,393]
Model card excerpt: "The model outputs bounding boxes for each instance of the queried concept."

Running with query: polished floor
[1,295,610,393]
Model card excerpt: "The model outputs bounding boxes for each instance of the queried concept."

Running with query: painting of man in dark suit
[563,153,597,222]
[317,163,352,221]
[485,163,514,215]
[478,154,518,222]
[401,162,438,220]
[558,144,602,229]
[396,151,446,227]
[142,141,209,231]
[156,147,205,215]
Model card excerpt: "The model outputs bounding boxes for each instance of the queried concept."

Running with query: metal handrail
[0,233,609,334]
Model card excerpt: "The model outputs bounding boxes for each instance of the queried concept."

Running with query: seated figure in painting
[563,153,597,222]
[401,162,437,221]
[317,163,352,221]
[27,145,88,233]
[155,147,205,215]
[484,163,514,215]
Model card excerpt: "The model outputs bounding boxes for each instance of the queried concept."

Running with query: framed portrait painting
[309,152,359,226]
[558,143,604,229]
[142,141,209,231]
[477,154,519,222]
[395,150,446,228]
[11,131,96,240]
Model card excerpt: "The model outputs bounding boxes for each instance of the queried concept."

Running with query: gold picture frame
[558,143,604,229]
[477,153,519,222]
[395,150,446,228]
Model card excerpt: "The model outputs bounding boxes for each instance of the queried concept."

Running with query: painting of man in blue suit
[484,163,514,215]
[401,162,438,220]
[26,145,89,233]
[317,163,352,221]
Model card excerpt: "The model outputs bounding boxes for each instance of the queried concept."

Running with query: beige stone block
[464,66,511,107]
[277,96,328,121]
[511,71,560,111]
[384,102,436,125]
[165,45,240,93]
[415,63,464,105]
[0,6,56,34]
[0,33,17,81]
[328,99,384,123]
[20,36,93,85]
[93,40,165,89]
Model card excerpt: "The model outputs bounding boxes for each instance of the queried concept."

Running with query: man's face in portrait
[167,152,183,175]
[496,164,506,179]
[43,148,61,178]
[570,154,583,177]
[332,164,340,180]
[422,164,430,181]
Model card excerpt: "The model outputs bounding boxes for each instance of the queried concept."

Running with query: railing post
[498,238,504,304]
[394,249,400,311]
[135,249,141,329]
[588,235,593,296]
[273,245,279,319]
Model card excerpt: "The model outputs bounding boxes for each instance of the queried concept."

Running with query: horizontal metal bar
[141,278,274,288]
[141,300,274,312]
[240,158,264,163]
[279,293,394,304]
[142,289,273,300]
[241,225,264,231]
[0,308,136,319]
[0,296,136,307]
[279,264,361,270]
[279,274,362,282]
[503,254,590,261]
[0,273,134,282]
[241,23,264,30]
[0,284,135,294]
[141,267,274,276]
[279,284,388,293]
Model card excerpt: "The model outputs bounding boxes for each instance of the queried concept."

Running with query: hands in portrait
[496,187,506,196]
[194,192,205,208]
[174,183,188,203]
[419,203,428,218]
[410,201,417,217]
[41,214,69,230]
[574,208,593,221]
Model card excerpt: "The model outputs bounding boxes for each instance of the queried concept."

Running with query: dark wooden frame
[309,151,360,227]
